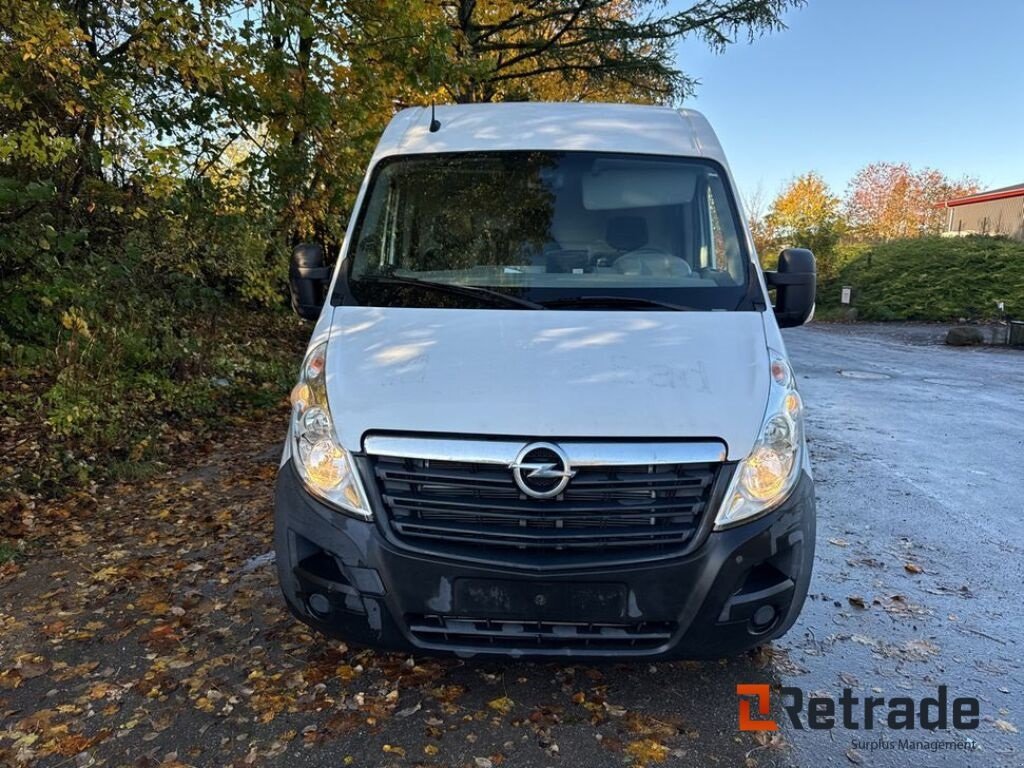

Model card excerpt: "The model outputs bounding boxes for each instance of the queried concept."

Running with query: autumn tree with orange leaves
[761,171,846,276]
[843,162,979,242]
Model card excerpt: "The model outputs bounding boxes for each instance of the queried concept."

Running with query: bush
[0,177,305,498]
[815,236,1024,322]
[1,276,303,496]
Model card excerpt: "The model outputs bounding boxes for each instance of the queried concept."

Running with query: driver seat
[605,216,649,253]
[604,215,692,277]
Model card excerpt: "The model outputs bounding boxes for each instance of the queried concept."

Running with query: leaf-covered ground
[0,409,785,768]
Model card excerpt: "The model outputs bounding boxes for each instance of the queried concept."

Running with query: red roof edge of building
[943,186,1024,208]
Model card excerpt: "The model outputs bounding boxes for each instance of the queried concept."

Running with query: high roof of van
[373,102,728,166]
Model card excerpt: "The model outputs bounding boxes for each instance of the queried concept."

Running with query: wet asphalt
[771,323,1023,766]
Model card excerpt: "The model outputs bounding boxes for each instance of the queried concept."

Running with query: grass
[0,542,21,564]
[107,459,165,484]
[814,236,1024,322]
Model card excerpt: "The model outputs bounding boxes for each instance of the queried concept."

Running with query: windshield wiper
[540,295,698,312]
[363,276,546,310]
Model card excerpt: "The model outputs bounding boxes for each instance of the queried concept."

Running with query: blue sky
[671,0,1023,204]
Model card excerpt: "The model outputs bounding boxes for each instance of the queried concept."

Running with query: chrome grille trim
[363,436,727,467]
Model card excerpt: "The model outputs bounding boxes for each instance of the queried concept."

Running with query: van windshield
[344,152,756,311]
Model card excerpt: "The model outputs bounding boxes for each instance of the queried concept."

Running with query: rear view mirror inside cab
[582,159,698,210]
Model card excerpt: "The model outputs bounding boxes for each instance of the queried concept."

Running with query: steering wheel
[613,248,693,277]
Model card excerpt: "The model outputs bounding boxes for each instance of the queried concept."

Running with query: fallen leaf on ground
[395,702,421,718]
[488,696,514,715]
[603,701,627,717]
[625,738,669,766]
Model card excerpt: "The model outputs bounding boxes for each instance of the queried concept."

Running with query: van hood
[324,307,770,460]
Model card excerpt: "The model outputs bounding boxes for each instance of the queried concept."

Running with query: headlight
[290,342,371,518]
[715,354,804,528]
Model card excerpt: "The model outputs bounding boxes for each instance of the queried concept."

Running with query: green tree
[1,1,234,190]
[0,0,245,280]
[434,0,804,103]
[3,0,805,254]
[215,0,450,245]
[214,0,805,244]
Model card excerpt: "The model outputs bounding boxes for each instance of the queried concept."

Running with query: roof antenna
[429,102,442,133]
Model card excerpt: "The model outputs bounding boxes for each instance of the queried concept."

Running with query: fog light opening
[308,592,332,617]
[749,604,779,635]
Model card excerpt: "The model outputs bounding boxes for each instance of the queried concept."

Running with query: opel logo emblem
[510,442,575,498]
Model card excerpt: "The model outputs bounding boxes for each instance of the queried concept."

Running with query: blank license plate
[453,579,627,620]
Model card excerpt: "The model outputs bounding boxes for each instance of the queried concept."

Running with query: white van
[277,103,816,658]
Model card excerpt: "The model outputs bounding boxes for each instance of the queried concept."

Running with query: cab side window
[703,173,745,282]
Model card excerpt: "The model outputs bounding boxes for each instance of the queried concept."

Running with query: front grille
[369,453,721,562]
[407,614,676,651]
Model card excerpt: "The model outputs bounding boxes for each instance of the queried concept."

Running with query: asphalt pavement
[775,322,1023,767]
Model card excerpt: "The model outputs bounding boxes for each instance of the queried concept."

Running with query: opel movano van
[276,103,817,659]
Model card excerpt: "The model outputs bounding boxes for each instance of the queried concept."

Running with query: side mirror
[765,248,816,328]
[289,243,332,321]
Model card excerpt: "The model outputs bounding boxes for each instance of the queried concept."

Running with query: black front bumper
[274,461,815,659]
